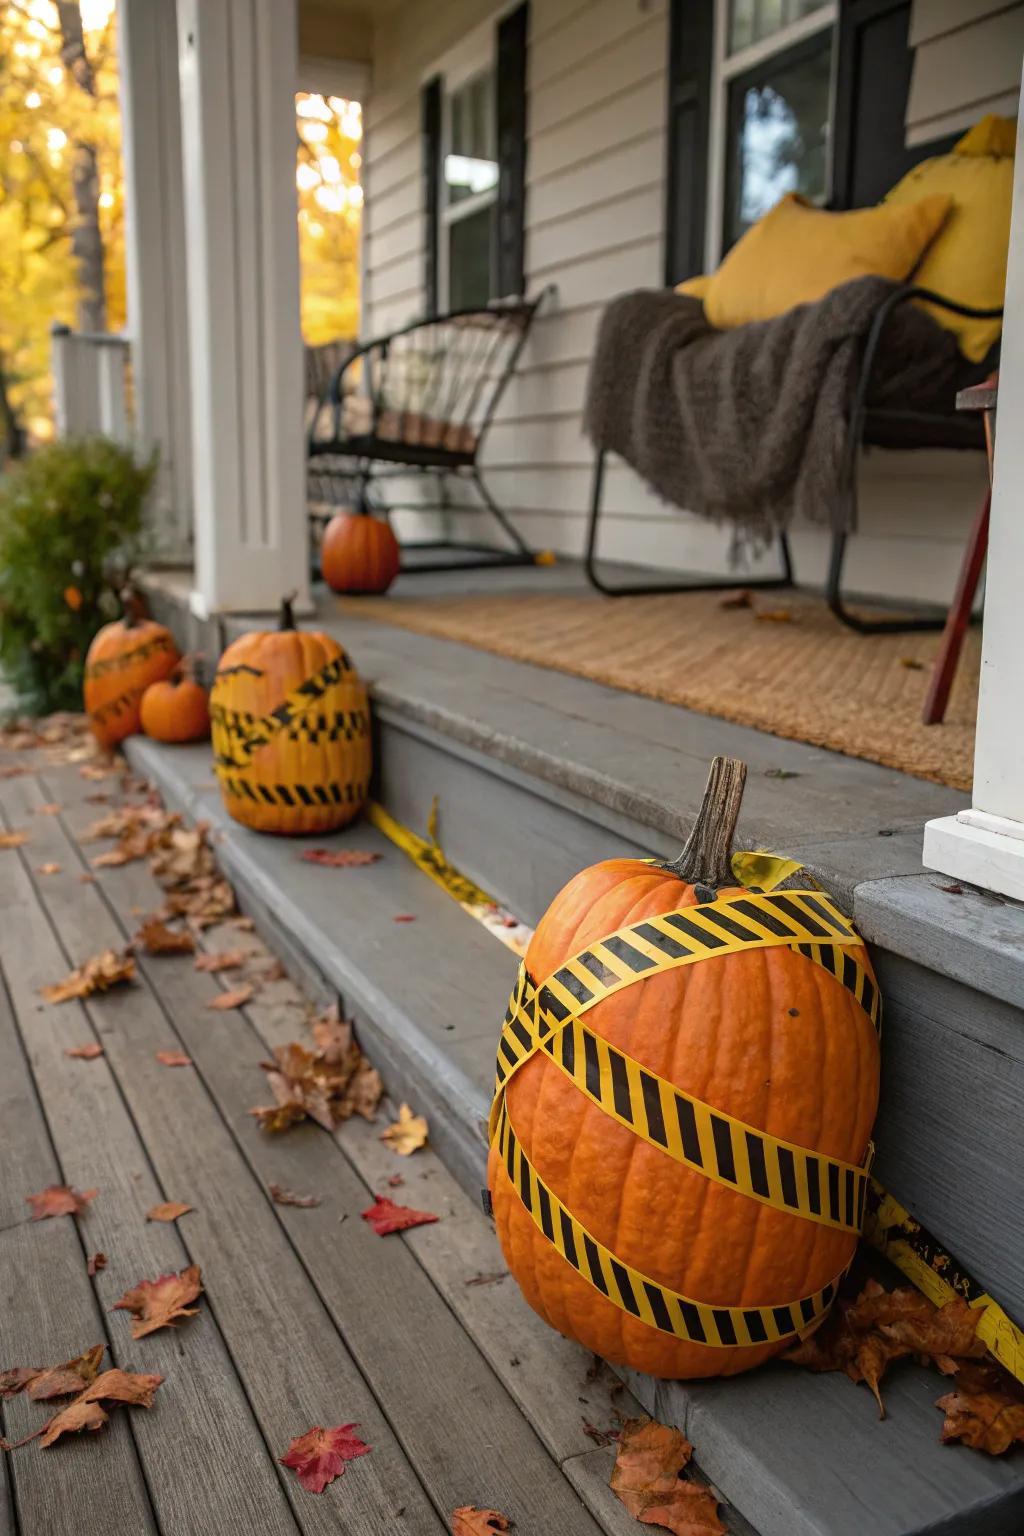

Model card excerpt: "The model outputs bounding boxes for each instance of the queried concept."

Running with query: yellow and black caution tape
[494,1098,847,1348]
[498,965,868,1232]
[210,652,363,772]
[864,1180,1024,1384]
[83,632,177,680]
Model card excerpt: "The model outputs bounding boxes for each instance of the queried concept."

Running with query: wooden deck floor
[0,746,741,1536]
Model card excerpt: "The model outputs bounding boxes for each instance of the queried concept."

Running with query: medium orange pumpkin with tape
[321,511,400,594]
[209,596,371,835]
[487,757,880,1380]
[83,593,180,748]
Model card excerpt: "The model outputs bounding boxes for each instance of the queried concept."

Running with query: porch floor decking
[0,751,676,1536]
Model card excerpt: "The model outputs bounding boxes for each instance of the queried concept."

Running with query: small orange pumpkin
[140,661,210,744]
[488,757,880,1381]
[83,593,180,748]
[321,511,400,594]
[209,595,371,835]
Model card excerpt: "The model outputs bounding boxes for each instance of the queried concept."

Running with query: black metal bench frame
[307,292,549,574]
[585,286,1002,633]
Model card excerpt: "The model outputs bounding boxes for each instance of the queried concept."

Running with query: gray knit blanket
[582,278,965,540]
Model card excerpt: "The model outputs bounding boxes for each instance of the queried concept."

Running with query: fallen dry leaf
[379,1103,429,1157]
[113,1265,204,1339]
[464,1271,508,1288]
[300,848,381,867]
[342,1058,383,1122]
[36,804,61,816]
[387,1174,404,1188]
[231,915,256,931]
[718,588,753,609]
[36,863,62,876]
[0,1346,104,1403]
[155,1050,192,1068]
[755,608,794,624]
[0,831,29,849]
[87,1252,107,1277]
[279,1423,370,1493]
[40,949,135,1004]
[0,765,27,779]
[250,1102,307,1134]
[26,1346,105,1402]
[937,1384,1024,1455]
[269,1184,321,1208]
[38,1397,109,1448]
[610,1417,724,1536]
[451,1509,513,1535]
[311,1010,354,1064]
[135,917,195,956]
[393,914,416,923]
[361,1195,438,1236]
[583,1419,620,1447]
[900,657,925,670]
[146,1201,193,1223]
[64,1042,103,1060]
[206,984,254,1011]
[194,948,247,973]
[785,1280,987,1417]
[26,1185,98,1221]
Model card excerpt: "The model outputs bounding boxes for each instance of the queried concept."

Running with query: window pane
[446,71,497,205]
[448,204,494,310]
[729,0,829,51]
[724,33,832,248]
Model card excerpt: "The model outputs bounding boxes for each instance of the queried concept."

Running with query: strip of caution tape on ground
[210,652,359,770]
[495,1097,845,1349]
[496,963,868,1233]
[864,1179,1024,1385]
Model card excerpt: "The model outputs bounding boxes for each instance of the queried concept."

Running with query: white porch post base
[177,0,310,617]
[923,813,1024,903]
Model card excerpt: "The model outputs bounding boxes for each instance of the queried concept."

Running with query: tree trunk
[57,1,106,333]
[0,353,26,464]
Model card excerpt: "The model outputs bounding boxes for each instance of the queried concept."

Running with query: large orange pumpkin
[321,511,400,594]
[488,757,880,1380]
[83,595,180,748]
[209,596,371,835]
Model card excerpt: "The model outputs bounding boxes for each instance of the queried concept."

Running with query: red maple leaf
[25,1185,98,1221]
[300,848,380,868]
[113,1265,203,1339]
[279,1423,370,1493]
[360,1195,438,1236]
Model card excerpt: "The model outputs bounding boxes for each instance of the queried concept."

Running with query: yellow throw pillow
[886,121,1015,362]
[675,274,711,301]
[703,192,952,331]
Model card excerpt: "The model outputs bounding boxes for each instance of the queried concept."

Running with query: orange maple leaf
[38,1398,109,1448]
[194,949,247,973]
[135,917,196,956]
[146,1201,194,1223]
[451,1508,513,1534]
[113,1265,204,1339]
[279,1423,370,1493]
[40,949,135,1004]
[64,1043,103,1060]
[0,1346,105,1403]
[937,1386,1024,1455]
[37,1369,164,1449]
[206,984,254,1011]
[155,1050,192,1067]
[269,1184,321,1208]
[25,1185,98,1221]
[610,1417,725,1536]
[379,1103,429,1157]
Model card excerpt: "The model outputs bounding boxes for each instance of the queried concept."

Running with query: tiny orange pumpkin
[321,511,400,595]
[140,662,210,744]
[83,592,180,748]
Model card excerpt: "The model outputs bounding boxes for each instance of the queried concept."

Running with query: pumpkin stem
[278,592,298,631]
[663,756,747,887]
[120,586,145,629]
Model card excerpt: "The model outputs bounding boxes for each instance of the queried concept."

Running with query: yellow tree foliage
[0,0,123,443]
[296,93,362,346]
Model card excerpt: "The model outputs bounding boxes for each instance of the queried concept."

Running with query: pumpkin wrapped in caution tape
[209,596,371,836]
[487,757,880,1380]
[83,591,180,748]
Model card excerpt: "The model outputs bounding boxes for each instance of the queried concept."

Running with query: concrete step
[126,732,1024,1536]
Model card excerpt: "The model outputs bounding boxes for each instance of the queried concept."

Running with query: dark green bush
[0,437,156,714]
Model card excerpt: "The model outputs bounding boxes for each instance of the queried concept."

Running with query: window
[710,0,836,261]
[441,69,499,309]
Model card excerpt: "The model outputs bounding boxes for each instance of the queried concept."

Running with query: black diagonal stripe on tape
[577,950,619,986]
[601,934,657,973]
[633,921,691,959]
[608,1047,632,1120]
[640,1071,668,1147]
[662,912,728,948]
[710,1115,737,1183]
[777,1147,799,1209]
[799,892,853,936]
[556,966,593,1005]
[770,894,831,937]
[697,906,763,943]
[729,898,797,937]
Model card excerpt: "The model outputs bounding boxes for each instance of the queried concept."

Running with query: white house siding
[907,0,1024,146]
[362,0,989,604]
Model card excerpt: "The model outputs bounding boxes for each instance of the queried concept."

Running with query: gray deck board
[37,763,609,1536]
[0,894,156,1535]
[3,766,445,1536]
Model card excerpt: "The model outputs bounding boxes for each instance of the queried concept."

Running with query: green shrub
[0,437,156,714]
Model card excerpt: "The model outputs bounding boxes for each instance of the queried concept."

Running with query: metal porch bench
[307,292,547,574]
[585,285,1002,635]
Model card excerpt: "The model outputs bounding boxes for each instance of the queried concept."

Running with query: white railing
[50,324,133,444]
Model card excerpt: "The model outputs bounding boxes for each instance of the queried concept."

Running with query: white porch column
[176,0,310,617]
[923,89,1024,902]
[117,0,193,557]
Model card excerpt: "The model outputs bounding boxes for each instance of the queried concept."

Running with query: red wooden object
[922,377,997,726]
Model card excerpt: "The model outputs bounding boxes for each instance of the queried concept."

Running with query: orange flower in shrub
[63,586,83,611]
